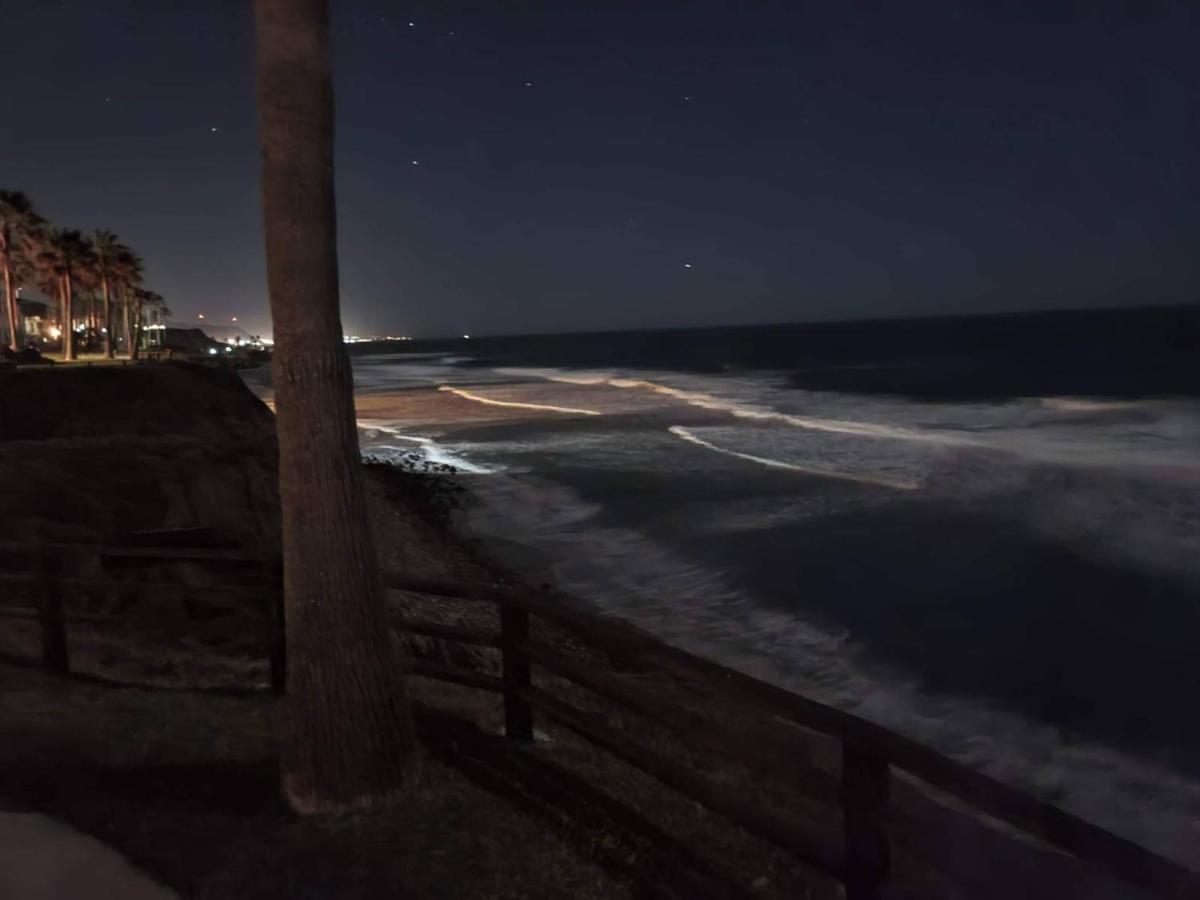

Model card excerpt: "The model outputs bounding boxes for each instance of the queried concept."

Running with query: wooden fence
[0,540,1196,899]
[0,539,285,692]
[382,572,1199,900]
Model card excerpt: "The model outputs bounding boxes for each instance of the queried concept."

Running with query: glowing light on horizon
[438,385,602,416]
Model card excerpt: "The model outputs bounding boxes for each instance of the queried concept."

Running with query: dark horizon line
[352,298,1200,346]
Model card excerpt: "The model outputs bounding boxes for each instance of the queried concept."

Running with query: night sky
[3,1,1197,339]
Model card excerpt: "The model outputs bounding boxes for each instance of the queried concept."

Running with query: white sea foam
[668,425,920,490]
[1039,397,1144,412]
[502,366,1200,475]
[357,420,496,473]
[494,367,617,386]
[437,385,603,416]
[500,367,971,445]
[466,469,1200,867]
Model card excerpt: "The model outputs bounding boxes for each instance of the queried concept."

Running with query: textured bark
[101,269,113,358]
[2,260,16,351]
[254,0,419,814]
[61,272,74,361]
[122,288,133,356]
[130,294,143,360]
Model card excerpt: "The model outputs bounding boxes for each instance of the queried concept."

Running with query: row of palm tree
[0,190,167,360]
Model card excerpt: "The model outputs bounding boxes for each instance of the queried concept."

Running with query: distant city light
[197,313,206,320]
[462,334,471,339]
[231,316,238,322]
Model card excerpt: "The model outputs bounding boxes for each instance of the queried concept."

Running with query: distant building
[17,299,52,344]
[161,327,221,355]
[177,321,258,346]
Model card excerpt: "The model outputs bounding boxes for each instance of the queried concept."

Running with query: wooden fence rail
[0,541,285,693]
[379,571,1200,900]
[0,542,1195,898]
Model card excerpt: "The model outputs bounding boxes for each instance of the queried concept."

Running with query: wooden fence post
[500,605,533,742]
[38,553,69,675]
[842,743,889,900]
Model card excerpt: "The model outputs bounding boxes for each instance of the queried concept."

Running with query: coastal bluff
[0,363,280,554]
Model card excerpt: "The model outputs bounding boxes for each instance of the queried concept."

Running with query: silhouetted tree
[254,0,418,814]
[114,249,145,356]
[92,230,127,358]
[0,191,44,351]
[35,229,93,361]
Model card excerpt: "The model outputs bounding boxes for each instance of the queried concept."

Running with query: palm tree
[0,191,45,351]
[75,249,102,353]
[255,0,418,814]
[129,287,168,355]
[113,249,144,356]
[92,230,127,358]
[35,229,94,361]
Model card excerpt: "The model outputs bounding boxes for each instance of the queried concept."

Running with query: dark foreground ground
[0,662,623,900]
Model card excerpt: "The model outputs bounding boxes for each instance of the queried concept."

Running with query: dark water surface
[250,305,1200,860]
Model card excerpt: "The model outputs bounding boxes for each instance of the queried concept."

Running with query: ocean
[260,305,1200,864]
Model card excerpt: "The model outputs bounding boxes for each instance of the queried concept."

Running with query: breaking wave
[668,425,920,490]
[437,385,603,416]
[357,420,496,473]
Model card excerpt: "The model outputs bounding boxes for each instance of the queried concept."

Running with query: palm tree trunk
[101,271,113,358]
[130,295,143,360]
[122,289,133,356]
[255,0,417,815]
[61,273,75,361]
[2,261,16,351]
